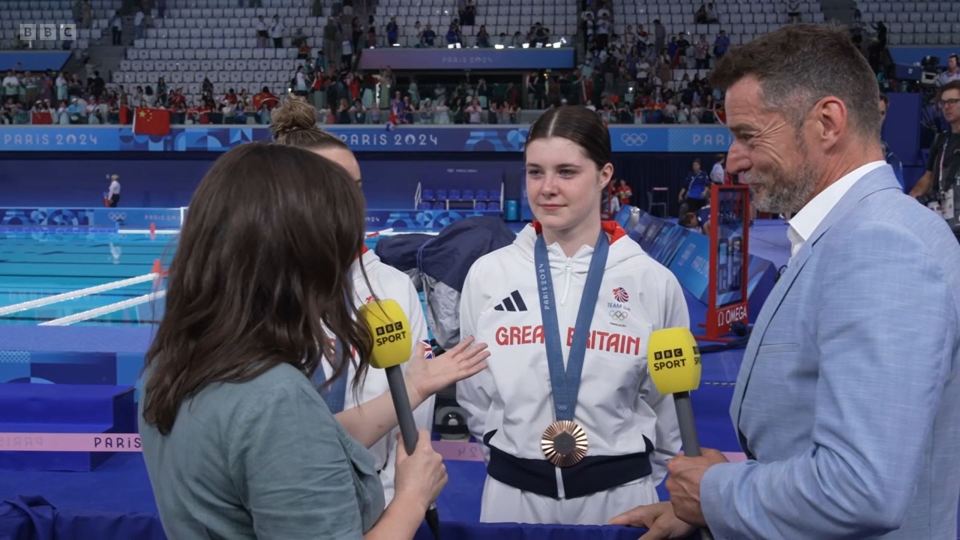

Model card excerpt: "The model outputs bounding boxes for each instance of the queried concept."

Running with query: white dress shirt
[787,161,886,257]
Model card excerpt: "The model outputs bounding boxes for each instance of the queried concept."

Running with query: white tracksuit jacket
[316,248,434,504]
[457,222,687,524]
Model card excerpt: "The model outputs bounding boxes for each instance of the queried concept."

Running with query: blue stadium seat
[462,189,475,200]
[436,189,448,201]
[422,188,435,201]
[475,201,487,211]
[448,189,461,200]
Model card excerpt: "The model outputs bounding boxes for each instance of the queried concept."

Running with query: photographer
[910,80,960,239]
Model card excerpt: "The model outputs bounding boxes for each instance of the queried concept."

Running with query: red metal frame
[700,184,751,342]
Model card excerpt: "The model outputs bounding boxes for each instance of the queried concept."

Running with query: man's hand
[609,502,697,540]
[666,448,728,526]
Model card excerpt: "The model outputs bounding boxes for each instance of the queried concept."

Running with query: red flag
[132,107,171,136]
[119,105,130,124]
[31,111,52,124]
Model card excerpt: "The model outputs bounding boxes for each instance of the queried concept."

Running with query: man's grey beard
[746,163,817,215]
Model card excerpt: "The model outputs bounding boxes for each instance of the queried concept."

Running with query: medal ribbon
[535,229,609,422]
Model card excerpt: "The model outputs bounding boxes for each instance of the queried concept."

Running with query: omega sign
[717,303,747,326]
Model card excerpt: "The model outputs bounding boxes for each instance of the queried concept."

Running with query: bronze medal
[540,420,589,467]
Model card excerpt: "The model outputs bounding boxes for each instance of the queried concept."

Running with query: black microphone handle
[673,391,701,457]
[385,366,441,540]
[672,390,713,540]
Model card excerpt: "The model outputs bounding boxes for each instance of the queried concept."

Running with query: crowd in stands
[0,0,951,126]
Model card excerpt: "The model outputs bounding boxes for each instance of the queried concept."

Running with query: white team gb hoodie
[457,222,687,486]
[316,248,434,503]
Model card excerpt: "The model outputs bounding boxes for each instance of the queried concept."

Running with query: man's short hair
[938,80,960,100]
[710,24,882,139]
[879,93,889,105]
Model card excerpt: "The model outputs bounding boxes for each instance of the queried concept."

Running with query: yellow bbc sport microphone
[360,298,413,369]
[357,299,441,538]
[648,327,703,455]
[647,327,714,540]
[647,327,713,540]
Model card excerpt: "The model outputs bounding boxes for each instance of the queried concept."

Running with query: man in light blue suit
[612,25,960,539]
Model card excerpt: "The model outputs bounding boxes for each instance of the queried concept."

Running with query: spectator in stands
[351,17,363,55]
[476,25,490,48]
[675,33,691,68]
[465,97,483,124]
[511,31,524,48]
[253,86,279,116]
[678,157,710,214]
[386,16,399,46]
[134,8,145,41]
[390,90,406,124]
[323,17,340,70]
[156,0,165,19]
[336,97,351,123]
[270,15,285,48]
[446,21,462,47]
[878,94,905,191]
[937,54,960,87]
[421,23,437,47]
[694,35,710,69]
[366,22,377,48]
[2,71,19,104]
[110,11,122,45]
[462,0,476,26]
[695,4,707,23]
[595,13,610,50]
[350,98,366,124]
[293,67,310,97]
[713,30,730,60]
[81,0,92,28]
[256,16,269,48]
[341,36,354,71]
[201,77,213,102]
[653,19,666,55]
[433,97,450,124]
[292,27,308,48]
[144,85,156,107]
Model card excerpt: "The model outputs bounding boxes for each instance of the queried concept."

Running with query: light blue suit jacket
[701,165,960,539]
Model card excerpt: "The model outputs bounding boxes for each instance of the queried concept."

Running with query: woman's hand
[405,337,489,406]
[393,429,448,511]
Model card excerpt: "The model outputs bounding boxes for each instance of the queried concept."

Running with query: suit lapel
[730,166,901,448]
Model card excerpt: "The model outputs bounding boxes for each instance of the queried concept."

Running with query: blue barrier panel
[0,208,183,230]
[0,126,734,153]
[0,51,71,71]
[358,47,575,70]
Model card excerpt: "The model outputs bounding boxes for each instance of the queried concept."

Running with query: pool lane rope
[0,272,162,317]
[39,289,167,326]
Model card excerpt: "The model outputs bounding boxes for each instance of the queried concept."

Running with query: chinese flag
[133,107,171,136]
[31,111,52,124]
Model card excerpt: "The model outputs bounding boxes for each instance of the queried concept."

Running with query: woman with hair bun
[270,97,485,504]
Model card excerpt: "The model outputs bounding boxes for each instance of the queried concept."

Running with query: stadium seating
[857,1,959,45]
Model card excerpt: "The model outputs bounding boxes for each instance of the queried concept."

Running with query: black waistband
[483,430,653,499]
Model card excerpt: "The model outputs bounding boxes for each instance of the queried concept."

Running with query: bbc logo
[19,23,76,41]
